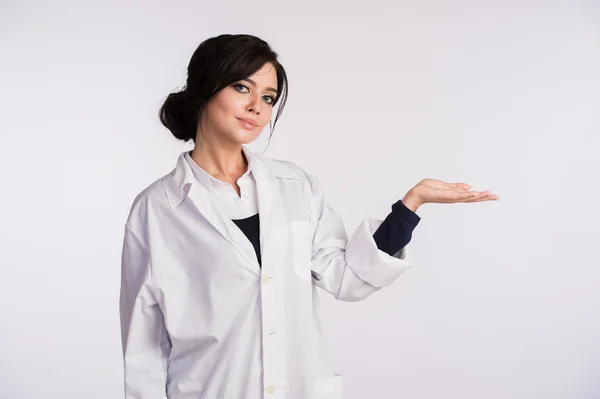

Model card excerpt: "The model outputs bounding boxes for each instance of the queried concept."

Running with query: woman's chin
[234,130,262,144]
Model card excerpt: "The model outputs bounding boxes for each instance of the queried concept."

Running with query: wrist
[402,191,423,213]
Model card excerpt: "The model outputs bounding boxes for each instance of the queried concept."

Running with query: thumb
[449,182,471,190]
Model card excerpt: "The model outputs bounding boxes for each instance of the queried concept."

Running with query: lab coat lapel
[249,153,290,275]
[186,183,262,272]
[163,152,260,272]
[163,149,289,274]
[253,164,276,271]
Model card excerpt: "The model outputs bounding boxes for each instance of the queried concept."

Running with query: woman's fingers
[423,179,468,189]
[457,191,483,201]
[446,188,500,203]
[448,182,471,190]
[438,188,478,202]
[462,191,500,202]
[420,179,499,203]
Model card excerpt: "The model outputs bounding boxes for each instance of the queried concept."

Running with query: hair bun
[159,90,197,142]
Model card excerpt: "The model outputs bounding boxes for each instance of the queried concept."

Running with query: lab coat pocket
[290,220,312,282]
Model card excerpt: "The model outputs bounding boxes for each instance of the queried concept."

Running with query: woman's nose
[246,95,261,114]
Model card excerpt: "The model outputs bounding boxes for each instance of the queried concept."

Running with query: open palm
[411,178,499,204]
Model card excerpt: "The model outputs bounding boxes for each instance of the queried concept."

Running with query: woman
[119,34,499,399]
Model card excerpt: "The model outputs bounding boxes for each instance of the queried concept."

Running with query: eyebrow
[242,78,278,96]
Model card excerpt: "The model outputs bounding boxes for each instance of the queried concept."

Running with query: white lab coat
[119,146,414,399]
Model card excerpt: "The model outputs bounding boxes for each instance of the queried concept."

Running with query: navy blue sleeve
[372,198,421,256]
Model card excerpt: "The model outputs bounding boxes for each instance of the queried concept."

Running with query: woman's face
[198,62,278,146]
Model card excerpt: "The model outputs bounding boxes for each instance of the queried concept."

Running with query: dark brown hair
[159,34,289,144]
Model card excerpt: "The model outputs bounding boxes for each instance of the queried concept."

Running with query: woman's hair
[159,34,289,144]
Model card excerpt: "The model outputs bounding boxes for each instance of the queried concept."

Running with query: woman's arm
[307,174,416,302]
[306,174,498,302]
[372,198,421,257]
[120,225,170,398]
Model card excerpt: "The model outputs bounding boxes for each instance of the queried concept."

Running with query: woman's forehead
[247,63,277,86]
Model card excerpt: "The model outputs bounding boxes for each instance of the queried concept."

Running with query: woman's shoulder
[124,157,184,229]
[252,153,328,201]
[123,175,169,230]
[252,152,313,182]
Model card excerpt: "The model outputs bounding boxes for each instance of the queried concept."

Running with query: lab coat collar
[163,145,300,209]
[162,145,300,272]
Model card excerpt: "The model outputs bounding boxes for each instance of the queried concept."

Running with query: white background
[1,0,599,398]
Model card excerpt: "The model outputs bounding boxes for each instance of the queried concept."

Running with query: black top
[232,199,420,268]
[231,214,262,266]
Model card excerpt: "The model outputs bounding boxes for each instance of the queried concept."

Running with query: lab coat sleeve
[308,174,415,302]
[119,224,170,398]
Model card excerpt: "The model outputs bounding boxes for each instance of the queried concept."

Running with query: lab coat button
[262,275,270,285]
[266,384,276,394]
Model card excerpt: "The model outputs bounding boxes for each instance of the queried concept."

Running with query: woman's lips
[237,118,257,129]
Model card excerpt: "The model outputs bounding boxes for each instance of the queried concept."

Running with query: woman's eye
[233,84,249,93]
[234,84,274,105]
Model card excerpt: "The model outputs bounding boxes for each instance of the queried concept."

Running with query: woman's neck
[190,143,248,184]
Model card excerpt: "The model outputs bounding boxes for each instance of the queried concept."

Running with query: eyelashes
[232,83,275,105]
